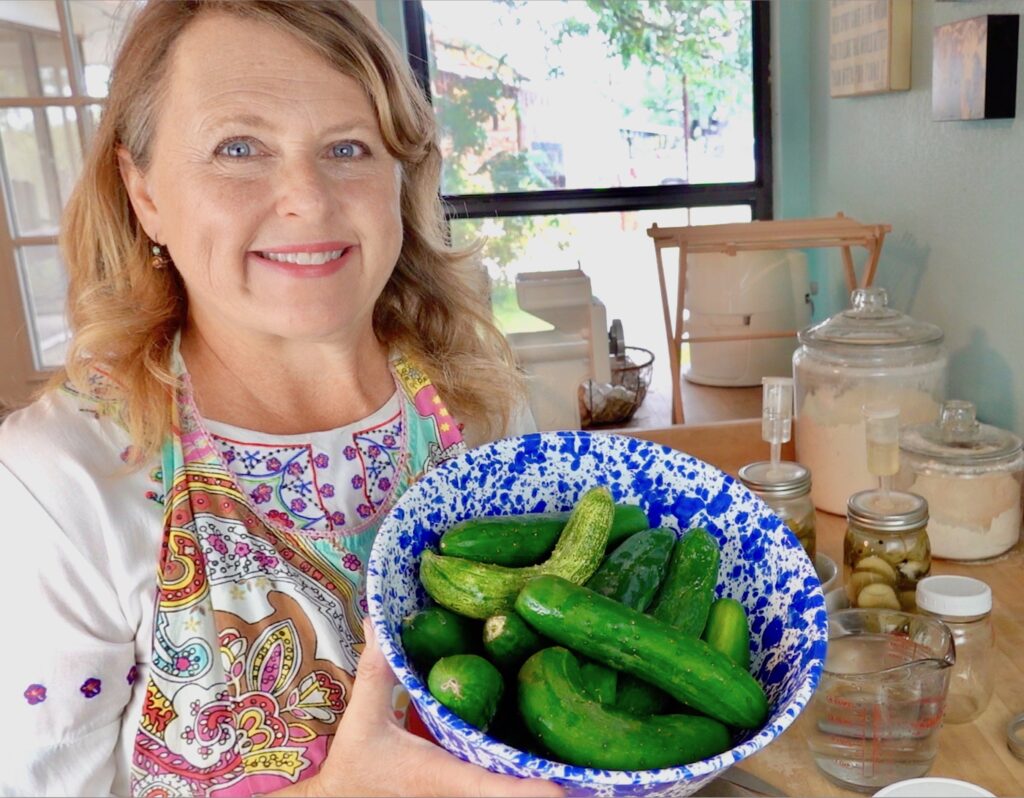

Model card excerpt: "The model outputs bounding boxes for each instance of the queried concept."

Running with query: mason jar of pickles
[738,461,816,559]
[844,489,930,611]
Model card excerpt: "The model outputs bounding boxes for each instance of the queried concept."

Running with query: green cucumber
[615,675,674,715]
[606,528,720,717]
[579,659,617,704]
[440,514,566,566]
[401,606,479,675]
[583,526,677,710]
[648,527,721,636]
[438,503,649,567]
[703,598,751,671]
[482,612,544,672]
[518,647,732,769]
[420,487,614,619]
[427,654,504,731]
[516,575,768,729]
[586,526,676,611]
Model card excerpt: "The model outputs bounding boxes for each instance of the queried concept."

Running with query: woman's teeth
[259,249,345,265]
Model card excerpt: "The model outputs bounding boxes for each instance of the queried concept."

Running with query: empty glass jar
[793,287,946,515]
[917,575,994,724]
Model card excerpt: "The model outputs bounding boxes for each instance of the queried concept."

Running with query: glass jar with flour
[793,287,947,515]
[898,400,1023,560]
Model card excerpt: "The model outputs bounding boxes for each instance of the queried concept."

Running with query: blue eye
[331,141,365,159]
[219,139,253,158]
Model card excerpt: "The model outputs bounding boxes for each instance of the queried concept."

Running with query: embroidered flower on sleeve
[286,462,303,477]
[342,553,361,571]
[356,503,373,519]
[24,684,47,705]
[378,477,392,491]
[351,475,364,489]
[330,511,346,526]
[290,498,307,513]
[321,483,335,498]
[343,445,358,461]
[267,457,282,471]
[80,678,102,698]
[314,453,330,468]
[234,542,251,557]
[382,434,396,447]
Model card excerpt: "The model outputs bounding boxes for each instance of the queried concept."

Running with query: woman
[0,2,557,796]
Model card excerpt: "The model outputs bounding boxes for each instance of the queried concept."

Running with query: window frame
[0,0,102,407]
[402,0,773,221]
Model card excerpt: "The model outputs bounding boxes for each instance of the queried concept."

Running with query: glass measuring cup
[807,608,955,792]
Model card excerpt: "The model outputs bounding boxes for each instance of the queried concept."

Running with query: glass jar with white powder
[897,400,1023,560]
[793,287,947,515]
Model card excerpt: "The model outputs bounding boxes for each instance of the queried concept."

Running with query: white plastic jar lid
[916,575,992,617]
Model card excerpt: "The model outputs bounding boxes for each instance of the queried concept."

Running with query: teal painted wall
[783,0,1023,434]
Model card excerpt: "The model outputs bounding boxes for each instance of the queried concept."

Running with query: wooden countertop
[627,420,1024,796]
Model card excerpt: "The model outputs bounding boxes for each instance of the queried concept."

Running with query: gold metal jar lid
[847,489,928,532]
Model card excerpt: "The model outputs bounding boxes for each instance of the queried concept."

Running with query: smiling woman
[0,2,555,798]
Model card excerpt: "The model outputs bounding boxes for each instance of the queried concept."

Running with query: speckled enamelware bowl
[367,431,827,798]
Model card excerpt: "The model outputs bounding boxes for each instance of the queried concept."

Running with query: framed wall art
[933,14,1019,120]
[830,0,913,97]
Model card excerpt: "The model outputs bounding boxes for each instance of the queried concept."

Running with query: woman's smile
[249,241,358,278]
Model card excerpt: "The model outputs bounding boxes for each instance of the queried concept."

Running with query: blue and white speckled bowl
[367,431,827,798]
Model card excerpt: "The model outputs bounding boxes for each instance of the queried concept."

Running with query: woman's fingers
[344,617,400,728]
[329,617,563,798]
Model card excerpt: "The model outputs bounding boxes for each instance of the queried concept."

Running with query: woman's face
[122,13,404,346]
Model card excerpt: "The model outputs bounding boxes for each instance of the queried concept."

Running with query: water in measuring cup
[808,633,949,792]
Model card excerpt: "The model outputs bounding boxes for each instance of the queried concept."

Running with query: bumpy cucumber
[401,606,479,674]
[703,598,751,671]
[648,527,721,636]
[483,612,544,672]
[615,674,671,715]
[586,526,676,611]
[438,503,649,567]
[420,487,614,619]
[518,647,732,769]
[584,525,677,710]
[427,654,504,731]
[579,659,617,704]
[440,514,567,567]
[516,575,768,729]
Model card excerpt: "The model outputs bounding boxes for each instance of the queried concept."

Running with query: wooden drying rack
[647,212,892,424]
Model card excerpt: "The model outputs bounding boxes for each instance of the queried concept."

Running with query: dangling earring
[150,242,170,270]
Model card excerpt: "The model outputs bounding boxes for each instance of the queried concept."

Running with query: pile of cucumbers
[400,486,769,771]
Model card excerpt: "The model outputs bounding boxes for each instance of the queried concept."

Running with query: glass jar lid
[847,489,928,531]
[798,287,944,350]
[901,400,1023,468]
[738,461,811,500]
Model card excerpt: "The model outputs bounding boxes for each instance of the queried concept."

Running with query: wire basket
[579,346,655,428]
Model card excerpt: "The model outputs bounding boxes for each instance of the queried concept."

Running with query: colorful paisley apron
[130,357,465,796]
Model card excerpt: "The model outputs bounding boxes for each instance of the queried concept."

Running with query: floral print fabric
[129,355,465,797]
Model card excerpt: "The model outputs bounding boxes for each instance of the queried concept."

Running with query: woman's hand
[287,618,564,798]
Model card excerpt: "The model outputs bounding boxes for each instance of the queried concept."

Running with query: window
[404,0,772,353]
[0,1,131,406]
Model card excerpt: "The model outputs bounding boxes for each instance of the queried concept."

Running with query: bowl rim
[367,430,827,786]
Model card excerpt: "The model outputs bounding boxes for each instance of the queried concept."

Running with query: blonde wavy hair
[55,0,523,461]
